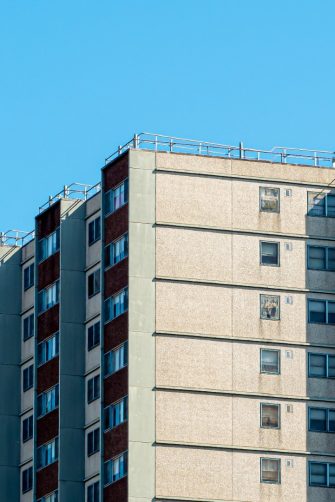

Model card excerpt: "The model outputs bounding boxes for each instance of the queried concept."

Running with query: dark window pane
[308,193,326,217]
[309,354,327,378]
[328,302,335,324]
[261,350,279,374]
[327,194,335,217]
[328,356,335,378]
[309,408,327,432]
[261,242,279,265]
[310,462,327,486]
[308,300,326,324]
[308,247,326,270]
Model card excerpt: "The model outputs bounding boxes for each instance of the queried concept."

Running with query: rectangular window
[259,187,280,213]
[308,246,335,271]
[37,437,58,470]
[260,458,281,484]
[24,263,34,290]
[88,321,100,351]
[23,365,34,392]
[308,192,335,218]
[105,342,128,377]
[88,269,100,298]
[261,403,280,428]
[105,233,128,268]
[105,179,128,215]
[308,299,335,324]
[87,427,100,456]
[309,353,335,378]
[88,217,101,246]
[37,384,59,418]
[260,295,280,320]
[105,288,128,323]
[260,349,280,374]
[87,375,100,403]
[37,491,58,502]
[38,228,60,262]
[23,313,34,341]
[22,466,33,493]
[87,482,99,502]
[309,407,335,433]
[38,280,59,314]
[105,396,128,431]
[260,241,280,266]
[104,451,128,486]
[22,415,33,442]
[309,461,335,487]
[38,333,59,366]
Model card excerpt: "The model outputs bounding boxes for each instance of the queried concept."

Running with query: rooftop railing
[0,229,35,247]
[105,132,335,169]
[39,181,101,213]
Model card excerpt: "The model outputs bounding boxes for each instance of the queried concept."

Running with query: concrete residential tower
[1,133,335,502]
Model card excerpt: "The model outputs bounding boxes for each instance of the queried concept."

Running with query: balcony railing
[39,181,101,213]
[0,229,35,247]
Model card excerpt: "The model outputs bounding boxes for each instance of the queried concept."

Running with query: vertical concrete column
[0,246,21,501]
[128,150,156,502]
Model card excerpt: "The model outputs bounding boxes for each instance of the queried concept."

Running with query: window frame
[87,375,100,403]
[88,216,101,246]
[104,341,128,378]
[104,451,128,487]
[104,287,128,324]
[308,353,335,379]
[309,461,335,487]
[104,396,128,431]
[23,313,34,341]
[36,437,59,471]
[37,491,58,502]
[105,179,129,217]
[37,384,59,418]
[22,414,33,443]
[260,241,280,267]
[308,299,335,325]
[37,332,59,367]
[38,228,60,263]
[308,407,335,433]
[87,427,100,456]
[308,192,335,218]
[307,245,335,271]
[38,280,60,314]
[105,232,128,269]
[260,294,280,321]
[260,349,280,375]
[22,466,33,493]
[259,187,280,213]
[88,269,101,298]
[23,263,35,291]
[87,482,99,502]
[260,457,281,484]
[260,403,281,429]
[87,321,100,351]
[23,364,34,392]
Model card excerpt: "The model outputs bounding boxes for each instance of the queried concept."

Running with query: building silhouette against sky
[1,133,335,502]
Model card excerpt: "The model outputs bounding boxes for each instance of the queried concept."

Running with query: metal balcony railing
[39,181,101,213]
[105,132,335,169]
[0,229,35,247]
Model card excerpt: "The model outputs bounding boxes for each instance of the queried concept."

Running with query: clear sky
[1,0,334,231]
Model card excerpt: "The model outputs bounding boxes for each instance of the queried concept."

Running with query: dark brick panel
[38,305,59,342]
[104,422,128,461]
[37,409,59,447]
[37,357,59,394]
[104,258,128,298]
[104,204,128,245]
[37,202,60,239]
[103,152,129,192]
[38,252,60,290]
[104,313,128,353]
[36,462,58,499]
[104,367,128,406]
[104,476,127,501]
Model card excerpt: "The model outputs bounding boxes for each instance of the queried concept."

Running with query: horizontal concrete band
[156,385,335,404]
[156,441,335,458]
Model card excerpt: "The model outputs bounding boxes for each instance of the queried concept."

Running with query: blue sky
[1,0,334,231]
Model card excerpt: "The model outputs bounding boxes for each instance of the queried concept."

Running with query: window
[260,458,281,484]
[308,299,335,324]
[23,365,33,392]
[37,437,58,470]
[105,342,128,377]
[37,491,58,502]
[22,466,33,493]
[308,192,335,218]
[88,217,101,246]
[38,228,60,262]
[105,288,128,323]
[260,187,280,213]
[88,269,100,298]
[105,396,128,430]
[105,179,128,215]
[88,321,100,351]
[260,349,280,374]
[309,462,335,487]
[104,451,128,486]
[38,333,59,366]
[309,407,335,433]
[87,482,99,502]
[37,384,59,417]
[24,263,34,290]
[87,375,100,403]
[105,234,128,268]
[308,245,335,271]
[38,281,59,314]
[260,241,279,266]
[261,403,280,428]
[87,428,100,456]
[22,415,33,442]
[23,313,34,341]
[309,353,335,378]
[260,295,280,320]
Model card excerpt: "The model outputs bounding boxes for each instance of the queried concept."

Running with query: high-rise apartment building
[1,133,335,502]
